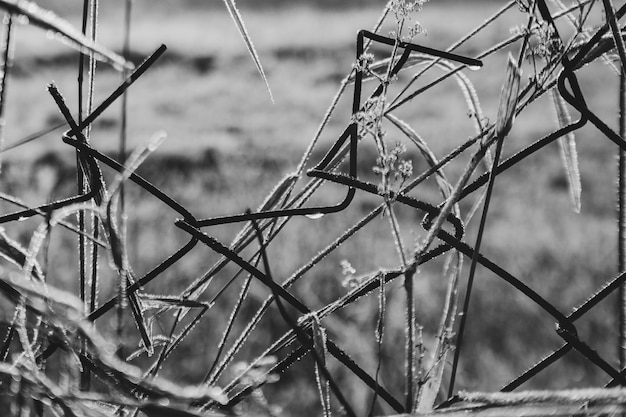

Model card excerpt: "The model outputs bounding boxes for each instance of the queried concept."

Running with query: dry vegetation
[0,0,625,416]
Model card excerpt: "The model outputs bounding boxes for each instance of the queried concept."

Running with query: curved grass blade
[257,173,299,212]
[22,203,98,277]
[0,270,84,316]
[222,0,273,103]
[550,88,582,213]
[0,0,132,70]
[0,228,44,280]
[386,114,454,200]
[360,54,487,136]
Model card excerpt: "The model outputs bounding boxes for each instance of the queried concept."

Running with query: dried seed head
[495,53,522,138]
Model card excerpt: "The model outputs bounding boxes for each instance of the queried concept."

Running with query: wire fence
[0,0,625,416]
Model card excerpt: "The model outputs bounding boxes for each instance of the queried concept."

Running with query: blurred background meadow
[0,0,625,416]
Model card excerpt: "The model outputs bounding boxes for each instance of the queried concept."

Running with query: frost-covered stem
[77,0,89,391]
[448,134,505,397]
[404,264,417,410]
[386,201,415,410]
[0,13,13,173]
[118,0,132,276]
[386,200,415,409]
[89,0,102,316]
[368,272,387,416]
[619,68,626,368]
[87,0,101,323]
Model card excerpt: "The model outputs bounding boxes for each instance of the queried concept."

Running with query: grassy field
[0,1,624,416]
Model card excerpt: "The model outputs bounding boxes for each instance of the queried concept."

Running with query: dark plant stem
[89,0,101,320]
[617,67,626,369]
[448,134,505,398]
[118,0,132,275]
[77,0,89,392]
[0,12,13,173]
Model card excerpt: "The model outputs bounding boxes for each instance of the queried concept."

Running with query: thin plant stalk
[87,0,102,365]
[617,67,626,369]
[448,48,521,397]
[77,0,90,391]
[88,0,101,317]
[447,135,506,397]
[203,258,259,384]
[0,12,13,173]
[367,271,387,417]
[118,0,132,262]
[386,201,415,410]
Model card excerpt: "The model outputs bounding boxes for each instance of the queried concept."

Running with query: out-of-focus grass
[1,2,538,157]
[3,1,613,160]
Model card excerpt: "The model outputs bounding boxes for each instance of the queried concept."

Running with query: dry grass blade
[104,133,167,357]
[0,13,13,173]
[0,0,132,70]
[141,294,211,310]
[357,53,489,162]
[458,388,626,405]
[574,32,626,70]
[495,53,521,138]
[258,173,299,212]
[23,202,98,288]
[0,269,83,315]
[550,88,582,213]
[0,228,43,280]
[105,132,167,277]
[0,309,17,360]
[416,253,462,412]
[108,132,167,197]
[128,284,154,356]
[221,0,273,103]
[310,314,331,417]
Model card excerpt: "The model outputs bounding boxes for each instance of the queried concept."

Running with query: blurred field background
[0,0,624,416]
